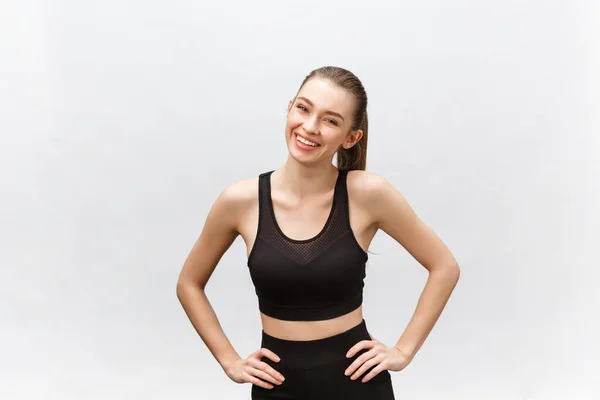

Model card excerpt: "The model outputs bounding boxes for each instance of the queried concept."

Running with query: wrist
[393,344,414,360]
[221,356,242,373]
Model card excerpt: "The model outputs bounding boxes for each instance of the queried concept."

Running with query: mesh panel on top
[257,169,350,266]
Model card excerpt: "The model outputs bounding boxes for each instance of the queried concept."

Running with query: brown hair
[295,66,369,171]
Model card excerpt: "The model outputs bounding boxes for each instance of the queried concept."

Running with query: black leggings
[251,319,396,400]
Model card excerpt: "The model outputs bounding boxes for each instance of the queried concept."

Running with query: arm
[370,174,460,361]
[176,183,244,373]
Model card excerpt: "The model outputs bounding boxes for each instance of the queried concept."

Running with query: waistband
[260,319,370,368]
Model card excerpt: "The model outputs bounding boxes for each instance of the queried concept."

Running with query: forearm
[394,265,460,360]
[176,283,242,371]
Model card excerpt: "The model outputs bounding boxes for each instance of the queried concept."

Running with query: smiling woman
[176,66,460,400]
[285,70,368,172]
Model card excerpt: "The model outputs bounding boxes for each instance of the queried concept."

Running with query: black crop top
[247,169,368,321]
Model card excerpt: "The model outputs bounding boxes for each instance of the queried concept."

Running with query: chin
[286,129,328,165]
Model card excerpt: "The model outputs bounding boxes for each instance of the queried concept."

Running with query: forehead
[297,78,356,116]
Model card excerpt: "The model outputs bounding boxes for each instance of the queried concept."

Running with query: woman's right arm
[176,183,245,372]
[175,181,285,389]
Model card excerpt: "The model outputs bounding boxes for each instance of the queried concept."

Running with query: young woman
[176,66,460,399]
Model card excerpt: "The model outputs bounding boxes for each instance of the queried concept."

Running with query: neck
[274,156,339,198]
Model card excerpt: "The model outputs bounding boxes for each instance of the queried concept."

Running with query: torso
[235,169,380,340]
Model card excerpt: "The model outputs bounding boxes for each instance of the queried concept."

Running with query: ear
[341,129,364,150]
[287,99,294,112]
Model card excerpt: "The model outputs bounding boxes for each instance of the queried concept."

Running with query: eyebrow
[297,96,345,121]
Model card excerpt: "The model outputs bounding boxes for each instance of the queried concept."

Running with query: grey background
[1,0,599,399]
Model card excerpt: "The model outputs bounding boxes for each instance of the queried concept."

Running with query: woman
[176,66,460,399]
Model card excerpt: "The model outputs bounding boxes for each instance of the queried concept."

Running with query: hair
[294,66,369,171]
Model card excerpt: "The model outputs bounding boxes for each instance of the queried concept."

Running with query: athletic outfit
[246,169,395,399]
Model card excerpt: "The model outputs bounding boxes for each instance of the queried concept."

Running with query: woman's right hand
[224,348,285,389]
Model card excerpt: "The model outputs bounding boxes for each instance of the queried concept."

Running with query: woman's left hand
[344,336,411,383]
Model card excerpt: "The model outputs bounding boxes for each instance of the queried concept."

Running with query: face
[285,78,363,166]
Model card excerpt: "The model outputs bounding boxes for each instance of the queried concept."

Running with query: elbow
[176,282,186,302]
[176,279,205,300]
[449,263,460,282]
[431,262,460,281]
[176,281,185,300]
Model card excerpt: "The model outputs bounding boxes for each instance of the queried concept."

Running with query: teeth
[296,135,318,147]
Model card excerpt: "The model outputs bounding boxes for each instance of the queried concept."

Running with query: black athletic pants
[251,319,396,399]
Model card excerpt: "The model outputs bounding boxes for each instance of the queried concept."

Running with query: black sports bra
[247,169,368,321]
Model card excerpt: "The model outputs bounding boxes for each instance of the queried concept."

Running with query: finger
[361,363,387,383]
[244,372,274,389]
[345,349,373,376]
[345,348,377,376]
[249,366,283,386]
[258,348,281,363]
[346,340,375,358]
[350,354,383,381]
[249,360,285,384]
[249,359,285,383]
[258,362,285,383]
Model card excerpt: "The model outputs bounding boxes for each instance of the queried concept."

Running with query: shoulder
[210,174,260,231]
[346,169,392,203]
[346,169,411,227]
[217,174,259,210]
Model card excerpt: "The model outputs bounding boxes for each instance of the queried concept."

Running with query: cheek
[284,119,293,134]
[287,112,303,125]
[284,121,296,141]
[285,115,302,134]
[327,133,349,148]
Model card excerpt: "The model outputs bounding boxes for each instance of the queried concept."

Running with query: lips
[295,132,321,146]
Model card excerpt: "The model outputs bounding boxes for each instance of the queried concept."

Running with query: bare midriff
[259,305,364,341]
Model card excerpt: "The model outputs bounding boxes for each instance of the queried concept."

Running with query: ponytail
[337,110,368,171]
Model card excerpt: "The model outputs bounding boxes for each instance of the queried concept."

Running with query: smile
[295,133,320,147]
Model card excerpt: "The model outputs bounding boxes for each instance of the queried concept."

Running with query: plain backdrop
[1,1,599,399]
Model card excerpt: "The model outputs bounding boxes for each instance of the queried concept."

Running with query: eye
[296,104,308,112]
[326,119,338,126]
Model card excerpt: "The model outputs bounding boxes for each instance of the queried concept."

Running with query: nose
[303,115,319,135]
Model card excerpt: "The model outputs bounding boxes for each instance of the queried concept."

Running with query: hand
[344,336,411,383]
[223,348,286,389]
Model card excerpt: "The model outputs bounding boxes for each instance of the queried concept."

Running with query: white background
[1,1,599,399]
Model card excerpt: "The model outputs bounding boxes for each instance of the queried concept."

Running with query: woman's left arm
[345,172,460,381]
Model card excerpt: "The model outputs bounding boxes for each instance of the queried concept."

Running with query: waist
[260,305,364,341]
[259,318,370,368]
